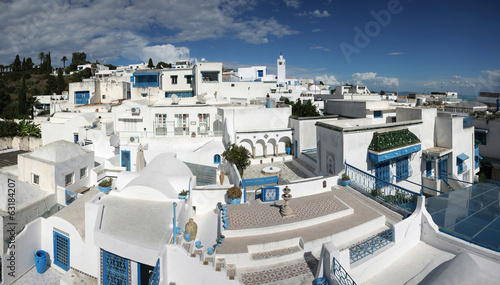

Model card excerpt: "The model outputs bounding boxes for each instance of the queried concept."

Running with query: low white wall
[0,137,43,151]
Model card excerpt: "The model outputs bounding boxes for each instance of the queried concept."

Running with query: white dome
[309,85,321,91]
[29,140,89,163]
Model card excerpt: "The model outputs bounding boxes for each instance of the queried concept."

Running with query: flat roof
[426,183,500,252]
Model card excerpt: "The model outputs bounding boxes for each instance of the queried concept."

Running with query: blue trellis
[396,156,409,181]
[331,257,357,285]
[149,259,160,285]
[53,231,70,271]
[103,251,128,285]
[349,228,394,263]
[262,186,279,202]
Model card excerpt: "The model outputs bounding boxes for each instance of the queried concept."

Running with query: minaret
[277,52,286,84]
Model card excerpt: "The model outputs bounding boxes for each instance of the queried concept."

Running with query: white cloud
[141,44,191,64]
[351,72,399,87]
[299,10,331,18]
[388,52,404,55]
[315,74,341,86]
[0,0,295,64]
[284,0,300,9]
[312,28,321,32]
[310,46,330,52]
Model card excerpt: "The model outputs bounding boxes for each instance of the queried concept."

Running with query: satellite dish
[131,107,137,112]
[129,137,136,142]
[105,103,111,111]
[197,94,206,104]
[171,94,180,104]
[110,135,120,147]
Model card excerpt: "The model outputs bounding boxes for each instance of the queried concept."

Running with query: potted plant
[227,186,242,204]
[341,173,350,186]
[285,142,291,155]
[98,178,112,193]
[219,234,225,242]
[178,189,189,199]
[216,238,222,247]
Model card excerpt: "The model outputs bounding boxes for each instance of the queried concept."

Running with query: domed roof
[29,140,90,163]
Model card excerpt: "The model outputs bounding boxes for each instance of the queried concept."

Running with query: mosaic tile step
[239,256,319,285]
[251,246,303,260]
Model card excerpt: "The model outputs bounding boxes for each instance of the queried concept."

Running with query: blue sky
[1,0,499,95]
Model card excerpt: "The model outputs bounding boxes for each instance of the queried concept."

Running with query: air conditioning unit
[129,136,139,143]
[131,107,140,115]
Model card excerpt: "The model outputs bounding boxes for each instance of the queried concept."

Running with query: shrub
[227,186,242,199]
[341,173,350,181]
[99,178,112,187]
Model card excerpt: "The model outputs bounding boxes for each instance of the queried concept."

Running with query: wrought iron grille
[53,231,70,271]
[149,259,160,285]
[332,257,357,285]
[345,162,421,216]
[349,228,394,263]
[103,251,128,285]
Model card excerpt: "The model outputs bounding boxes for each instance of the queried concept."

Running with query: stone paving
[11,266,64,285]
[242,161,310,185]
[226,192,348,230]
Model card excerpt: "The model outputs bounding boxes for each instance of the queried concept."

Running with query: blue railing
[345,162,421,216]
[349,228,394,263]
[486,179,500,186]
[442,178,454,192]
[148,259,160,285]
[332,257,357,285]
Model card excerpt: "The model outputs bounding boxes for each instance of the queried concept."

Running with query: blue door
[121,150,131,171]
[73,133,79,144]
[103,251,128,285]
[75,91,90,104]
[375,162,390,188]
[53,231,70,271]
[294,140,298,158]
[439,157,448,181]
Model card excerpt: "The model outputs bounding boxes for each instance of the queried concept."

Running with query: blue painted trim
[241,176,278,187]
[368,144,421,163]
[103,251,129,285]
[214,154,221,164]
[262,186,280,202]
[457,153,469,161]
[137,263,141,285]
[53,231,70,271]
[475,129,489,133]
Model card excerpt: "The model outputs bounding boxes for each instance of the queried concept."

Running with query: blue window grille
[349,228,394,263]
[426,161,432,177]
[457,153,469,175]
[262,186,279,202]
[103,251,128,285]
[53,231,70,271]
[65,190,78,205]
[75,91,89,105]
[257,70,263,77]
[396,156,409,181]
[373,110,382,118]
[165,91,194,98]
[214,154,221,164]
[121,150,131,171]
[375,162,390,188]
[149,259,160,285]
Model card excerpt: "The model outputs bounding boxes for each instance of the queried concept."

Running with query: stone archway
[240,139,254,158]
[267,138,277,157]
[279,136,292,156]
[255,139,266,158]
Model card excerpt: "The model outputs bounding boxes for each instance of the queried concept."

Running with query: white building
[277,53,286,84]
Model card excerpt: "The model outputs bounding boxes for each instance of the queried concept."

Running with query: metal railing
[349,228,394,263]
[345,162,421,216]
[332,257,357,285]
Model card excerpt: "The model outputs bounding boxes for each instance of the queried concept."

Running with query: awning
[475,129,489,133]
[368,144,421,163]
[457,153,469,161]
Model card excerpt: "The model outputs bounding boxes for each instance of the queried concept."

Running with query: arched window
[214,154,221,164]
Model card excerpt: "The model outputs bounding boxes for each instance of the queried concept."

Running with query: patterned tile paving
[251,246,302,260]
[240,256,318,285]
[242,161,310,189]
[227,192,348,230]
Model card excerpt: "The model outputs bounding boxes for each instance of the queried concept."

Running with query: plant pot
[341,179,350,186]
[228,197,241,204]
[99,186,111,193]
[35,250,48,274]
[286,147,291,155]
[178,194,187,199]
[315,277,328,285]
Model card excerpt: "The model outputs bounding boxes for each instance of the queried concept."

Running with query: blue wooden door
[121,150,131,171]
[75,91,89,104]
[375,162,390,188]
[439,157,448,181]
[103,251,128,285]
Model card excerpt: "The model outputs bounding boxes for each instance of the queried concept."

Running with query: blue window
[53,231,70,271]
[457,153,469,175]
[426,161,432,177]
[214,154,221,164]
[165,91,194,98]
[258,70,263,77]
[396,156,409,181]
[75,91,89,104]
[103,251,128,285]
[475,131,487,145]
[375,162,390,188]
[73,133,79,144]
[475,145,481,169]
[133,73,159,88]
[374,110,382,118]
[121,150,131,171]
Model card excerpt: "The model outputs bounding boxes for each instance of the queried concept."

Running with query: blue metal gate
[262,186,279,202]
[121,150,131,171]
[375,162,390,188]
[75,91,89,104]
[53,231,70,271]
[103,251,128,285]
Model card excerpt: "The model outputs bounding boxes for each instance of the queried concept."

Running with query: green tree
[38,52,44,66]
[148,58,155,69]
[289,98,320,117]
[61,56,68,69]
[380,90,386,95]
[104,64,117,70]
[13,55,22,72]
[45,75,58,94]
[222,143,251,176]
[57,69,66,93]
[17,76,27,117]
